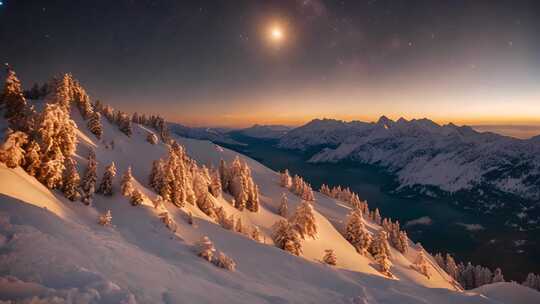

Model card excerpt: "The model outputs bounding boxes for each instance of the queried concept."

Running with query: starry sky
[1,0,539,128]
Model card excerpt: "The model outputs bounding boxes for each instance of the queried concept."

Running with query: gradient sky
[1,0,539,127]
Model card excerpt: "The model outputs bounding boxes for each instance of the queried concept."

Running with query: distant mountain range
[277,117,540,204]
[171,117,540,206]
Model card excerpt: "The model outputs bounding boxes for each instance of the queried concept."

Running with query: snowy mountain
[1,72,539,303]
[168,122,241,145]
[235,124,291,139]
[278,117,540,204]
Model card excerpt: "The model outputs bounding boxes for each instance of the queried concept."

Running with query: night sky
[1,0,539,127]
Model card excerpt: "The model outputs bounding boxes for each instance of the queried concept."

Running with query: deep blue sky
[1,0,539,127]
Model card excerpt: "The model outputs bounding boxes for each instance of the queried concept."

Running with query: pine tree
[373,208,382,224]
[344,210,372,255]
[152,195,164,209]
[235,217,244,234]
[87,111,103,139]
[219,159,229,190]
[98,210,112,226]
[159,212,177,232]
[434,253,445,269]
[522,273,539,291]
[36,102,77,162]
[119,113,132,137]
[197,192,217,219]
[2,66,32,131]
[492,268,505,283]
[215,251,236,271]
[62,157,80,201]
[80,150,97,205]
[445,254,459,280]
[278,193,288,217]
[146,132,158,144]
[280,169,291,188]
[21,140,40,176]
[290,200,318,239]
[121,166,135,197]
[130,189,144,206]
[149,159,164,191]
[272,219,302,256]
[196,236,216,262]
[0,129,28,168]
[322,249,337,266]
[369,230,391,258]
[38,146,65,189]
[97,162,116,195]
[412,250,430,278]
[209,170,222,198]
[375,251,392,277]
[251,225,262,242]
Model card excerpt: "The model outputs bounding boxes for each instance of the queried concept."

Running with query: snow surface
[0,108,538,303]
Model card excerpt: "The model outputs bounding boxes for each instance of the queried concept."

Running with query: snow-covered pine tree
[235,217,244,234]
[196,236,216,262]
[369,230,391,259]
[216,207,233,230]
[322,249,337,266]
[72,80,93,119]
[146,132,158,145]
[411,250,430,278]
[445,254,459,280]
[373,208,382,225]
[132,112,140,124]
[344,209,371,255]
[152,195,164,209]
[522,273,540,291]
[36,102,77,161]
[87,111,103,139]
[119,113,132,137]
[80,150,97,205]
[23,139,41,176]
[46,73,73,110]
[251,225,262,242]
[492,267,505,283]
[0,129,28,168]
[375,251,392,277]
[209,170,222,198]
[130,189,144,206]
[97,162,116,195]
[197,192,217,219]
[272,219,302,256]
[62,157,81,201]
[278,192,288,217]
[149,159,165,191]
[121,166,135,197]
[215,251,236,271]
[98,210,112,226]
[1,65,32,131]
[219,159,229,190]
[434,253,445,269]
[280,169,291,188]
[38,145,65,189]
[159,212,177,232]
[290,200,318,239]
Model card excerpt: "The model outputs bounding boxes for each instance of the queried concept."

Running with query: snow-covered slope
[278,117,540,202]
[0,107,538,303]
